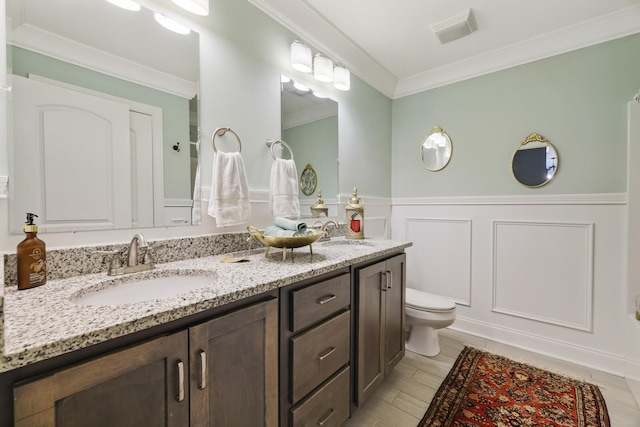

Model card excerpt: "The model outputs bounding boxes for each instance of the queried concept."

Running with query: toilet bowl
[405,288,456,357]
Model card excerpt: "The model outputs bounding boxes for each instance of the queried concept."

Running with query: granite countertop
[1,238,411,373]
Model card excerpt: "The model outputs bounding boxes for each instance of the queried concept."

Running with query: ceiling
[248,0,640,99]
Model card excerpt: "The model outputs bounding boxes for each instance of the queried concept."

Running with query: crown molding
[247,0,398,99]
[395,4,640,98]
[248,0,640,100]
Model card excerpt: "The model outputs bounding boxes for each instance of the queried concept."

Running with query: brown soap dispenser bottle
[17,213,47,290]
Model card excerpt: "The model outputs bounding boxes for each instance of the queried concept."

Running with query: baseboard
[451,316,626,377]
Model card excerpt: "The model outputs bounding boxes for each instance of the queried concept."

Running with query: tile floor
[343,328,640,427]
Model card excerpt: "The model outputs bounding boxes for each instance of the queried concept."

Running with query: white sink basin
[72,270,217,306]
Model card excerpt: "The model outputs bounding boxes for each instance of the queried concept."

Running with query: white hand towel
[208,151,251,227]
[191,141,201,225]
[270,158,300,218]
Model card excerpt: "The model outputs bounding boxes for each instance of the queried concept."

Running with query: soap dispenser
[17,213,47,290]
[345,187,364,239]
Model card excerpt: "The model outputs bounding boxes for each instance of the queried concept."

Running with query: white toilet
[405,288,457,357]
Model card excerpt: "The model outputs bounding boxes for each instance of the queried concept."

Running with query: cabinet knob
[176,360,185,402]
[198,350,207,390]
[318,347,336,361]
[317,294,337,305]
[317,408,335,426]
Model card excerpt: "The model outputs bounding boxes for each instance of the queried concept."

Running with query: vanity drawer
[290,310,350,403]
[290,273,350,332]
[290,366,350,427]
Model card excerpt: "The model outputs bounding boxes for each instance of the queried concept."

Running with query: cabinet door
[355,261,386,406]
[384,254,406,373]
[13,332,189,427]
[189,298,278,427]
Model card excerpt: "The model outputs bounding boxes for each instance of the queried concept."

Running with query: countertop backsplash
[2,225,346,287]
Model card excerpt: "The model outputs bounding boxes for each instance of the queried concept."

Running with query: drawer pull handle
[318,347,336,361]
[386,270,393,290]
[198,350,207,390]
[318,294,337,305]
[177,360,185,402]
[317,408,335,426]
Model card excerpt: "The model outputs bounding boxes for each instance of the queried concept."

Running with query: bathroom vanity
[0,237,410,426]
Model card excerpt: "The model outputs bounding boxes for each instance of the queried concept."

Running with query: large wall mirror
[512,133,558,187]
[6,0,200,233]
[280,77,338,217]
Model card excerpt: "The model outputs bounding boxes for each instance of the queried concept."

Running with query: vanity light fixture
[154,12,191,35]
[313,53,334,82]
[105,0,141,11]
[172,0,209,16]
[281,75,291,83]
[333,65,350,91]
[312,91,328,99]
[293,81,310,92]
[291,40,313,73]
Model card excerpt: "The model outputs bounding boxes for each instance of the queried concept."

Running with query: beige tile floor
[344,328,640,427]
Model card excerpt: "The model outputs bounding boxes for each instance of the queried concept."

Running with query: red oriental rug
[419,346,610,427]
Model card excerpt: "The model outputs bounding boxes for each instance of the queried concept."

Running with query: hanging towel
[208,151,251,227]
[270,158,300,218]
[191,141,202,225]
[274,216,307,233]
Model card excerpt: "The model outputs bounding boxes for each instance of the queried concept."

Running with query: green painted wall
[197,0,392,200]
[8,46,191,200]
[284,115,339,201]
[392,33,640,197]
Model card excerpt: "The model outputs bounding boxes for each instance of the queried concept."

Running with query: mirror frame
[420,126,453,172]
[511,133,559,188]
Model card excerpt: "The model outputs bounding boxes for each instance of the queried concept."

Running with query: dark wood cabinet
[279,269,352,427]
[13,297,278,427]
[14,332,189,427]
[354,253,406,406]
[189,297,278,427]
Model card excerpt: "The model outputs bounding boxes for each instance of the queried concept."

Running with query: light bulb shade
[333,66,350,91]
[291,41,312,73]
[314,55,333,82]
[105,0,141,11]
[293,81,310,92]
[172,0,209,16]
[154,13,191,34]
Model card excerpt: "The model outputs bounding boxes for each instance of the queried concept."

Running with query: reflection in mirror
[420,126,452,171]
[6,0,200,233]
[512,133,558,187]
[280,76,338,217]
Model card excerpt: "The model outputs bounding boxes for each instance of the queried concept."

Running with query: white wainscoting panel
[492,221,594,331]
[405,218,471,305]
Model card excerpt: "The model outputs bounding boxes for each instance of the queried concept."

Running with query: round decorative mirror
[511,133,558,187]
[420,126,452,171]
[300,164,318,195]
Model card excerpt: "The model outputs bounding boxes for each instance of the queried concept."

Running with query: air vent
[431,9,477,44]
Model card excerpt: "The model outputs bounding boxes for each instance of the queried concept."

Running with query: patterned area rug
[419,346,610,427]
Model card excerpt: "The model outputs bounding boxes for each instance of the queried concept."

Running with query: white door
[10,75,132,232]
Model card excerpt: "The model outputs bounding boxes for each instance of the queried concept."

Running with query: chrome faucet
[127,233,150,267]
[96,233,164,276]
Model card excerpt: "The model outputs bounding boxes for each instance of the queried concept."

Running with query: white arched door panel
[10,75,132,232]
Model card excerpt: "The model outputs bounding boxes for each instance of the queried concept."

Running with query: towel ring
[211,127,242,153]
[267,139,294,160]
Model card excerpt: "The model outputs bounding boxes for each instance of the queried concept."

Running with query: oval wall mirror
[420,126,452,171]
[511,133,559,187]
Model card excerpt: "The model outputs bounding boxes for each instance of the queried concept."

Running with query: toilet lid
[406,288,456,312]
